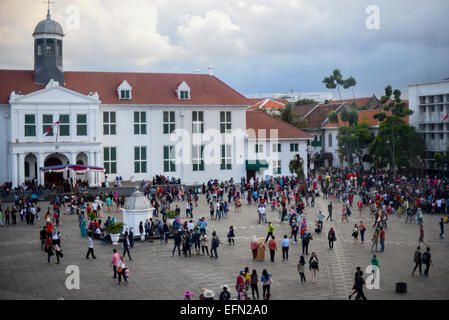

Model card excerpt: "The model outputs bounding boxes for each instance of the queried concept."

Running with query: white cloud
[249,4,274,15]
[177,10,248,61]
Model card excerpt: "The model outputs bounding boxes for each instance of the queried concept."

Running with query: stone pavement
[0,193,448,300]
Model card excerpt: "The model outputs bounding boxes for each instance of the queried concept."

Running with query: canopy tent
[39,164,105,173]
[40,164,105,187]
[246,160,269,171]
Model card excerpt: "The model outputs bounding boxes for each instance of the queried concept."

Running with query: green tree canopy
[294,98,318,106]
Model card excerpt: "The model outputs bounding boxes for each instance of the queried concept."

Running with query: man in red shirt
[379,228,386,252]
[268,236,277,262]
[357,200,363,217]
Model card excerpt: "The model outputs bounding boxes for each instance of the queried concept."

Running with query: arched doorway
[44,153,69,187]
[76,152,89,185]
[24,153,38,182]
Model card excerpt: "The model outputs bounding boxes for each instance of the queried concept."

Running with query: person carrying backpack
[422,247,433,276]
[412,246,422,276]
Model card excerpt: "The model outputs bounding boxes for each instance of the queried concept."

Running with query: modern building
[408,79,449,168]
[245,92,333,104]
[0,9,310,187]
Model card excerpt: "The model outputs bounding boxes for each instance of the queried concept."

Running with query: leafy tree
[352,122,374,165]
[323,69,357,101]
[323,69,344,101]
[343,76,357,101]
[434,146,449,170]
[328,111,339,124]
[276,103,309,128]
[370,86,423,174]
[294,98,318,106]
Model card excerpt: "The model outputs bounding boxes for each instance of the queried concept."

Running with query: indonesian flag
[443,114,449,121]
[43,120,60,136]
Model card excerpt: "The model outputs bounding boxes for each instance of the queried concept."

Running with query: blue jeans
[210,247,218,258]
[113,265,117,278]
[360,230,365,242]
[173,242,181,255]
[380,240,385,252]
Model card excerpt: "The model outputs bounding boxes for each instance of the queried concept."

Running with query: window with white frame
[273,160,281,174]
[163,111,175,134]
[328,133,333,147]
[192,111,204,134]
[290,143,299,152]
[177,81,191,100]
[220,111,231,133]
[163,145,176,172]
[134,111,147,135]
[103,111,116,135]
[25,114,36,137]
[221,144,232,170]
[255,143,264,153]
[117,80,132,100]
[272,143,281,152]
[180,90,189,100]
[104,147,117,174]
[192,145,204,171]
[59,114,70,136]
[43,114,53,136]
[134,146,147,173]
[77,114,87,136]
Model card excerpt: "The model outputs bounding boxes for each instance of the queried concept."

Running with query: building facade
[0,10,310,187]
[408,79,449,168]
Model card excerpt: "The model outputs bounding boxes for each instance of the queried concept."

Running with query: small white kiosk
[121,187,155,240]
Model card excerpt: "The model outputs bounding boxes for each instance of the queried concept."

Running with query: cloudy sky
[1,0,448,99]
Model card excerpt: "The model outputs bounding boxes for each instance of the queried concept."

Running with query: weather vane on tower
[43,0,55,19]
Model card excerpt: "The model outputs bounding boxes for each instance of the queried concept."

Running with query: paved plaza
[0,193,448,300]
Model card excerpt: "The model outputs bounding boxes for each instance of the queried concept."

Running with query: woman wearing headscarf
[255,237,265,261]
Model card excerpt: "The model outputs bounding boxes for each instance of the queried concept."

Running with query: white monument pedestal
[120,187,155,239]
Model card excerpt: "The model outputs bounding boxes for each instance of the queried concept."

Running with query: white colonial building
[408,79,449,168]
[0,10,311,187]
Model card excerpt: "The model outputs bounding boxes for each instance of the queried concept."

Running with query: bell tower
[33,1,65,85]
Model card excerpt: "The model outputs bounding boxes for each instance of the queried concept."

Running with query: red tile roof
[248,98,286,110]
[0,70,252,105]
[330,97,373,107]
[301,103,343,128]
[248,98,289,105]
[246,110,312,140]
[291,104,317,118]
[323,109,409,128]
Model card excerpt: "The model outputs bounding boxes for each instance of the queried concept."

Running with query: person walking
[268,236,277,262]
[54,243,63,264]
[371,229,379,253]
[281,235,290,262]
[352,224,359,244]
[227,225,235,245]
[172,230,182,256]
[265,222,275,242]
[116,255,128,285]
[123,235,132,260]
[250,269,260,300]
[235,271,245,300]
[422,247,433,277]
[297,256,306,283]
[354,271,367,300]
[439,218,444,239]
[412,246,422,276]
[371,254,380,283]
[302,232,312,255]
[261,270,272,300]
[418,225,427,247]
[309,252,319,283]
[200,230,209,256]
[86,233,96,259]
[359,221,366,244]
[40,226,47,250]
[328,227,336,249]
[45,236,54,264]
[379,228,386,252]
[210,231,220,258]
[326,201,333,221]
[110,249,120,279]
[250,236,258,260]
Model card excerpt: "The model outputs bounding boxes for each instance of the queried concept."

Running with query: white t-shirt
[258,206,265,215]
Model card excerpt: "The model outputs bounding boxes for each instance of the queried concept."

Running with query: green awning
[246,160,269,171]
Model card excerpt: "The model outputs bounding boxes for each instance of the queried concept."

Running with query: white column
[37,153,44,186]
[69,152,76,186]
[10,153,18,187]
[18,153,25,186]
[88,151,95,187]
